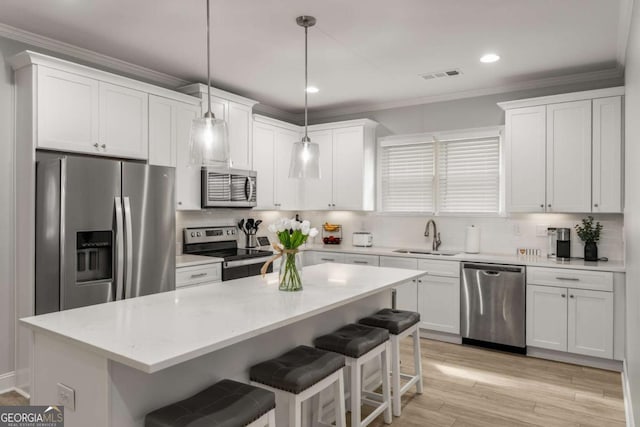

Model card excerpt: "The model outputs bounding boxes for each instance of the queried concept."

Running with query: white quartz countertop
[21,264,422,374]
[176,254,223,268]
[303,244,625,272]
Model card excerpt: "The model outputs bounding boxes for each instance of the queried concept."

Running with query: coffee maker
[556,228,571,260]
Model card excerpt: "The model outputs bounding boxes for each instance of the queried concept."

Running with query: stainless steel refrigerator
[35,155,176,314]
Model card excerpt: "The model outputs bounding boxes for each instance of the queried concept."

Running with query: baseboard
[624,360,636,427]
[527,347,623,372]
[0,371,15,394]
[419,329,462,344]
[11,387,30,400]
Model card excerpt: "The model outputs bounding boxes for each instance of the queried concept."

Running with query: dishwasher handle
[462,262,524,274]
[481,270,501,277]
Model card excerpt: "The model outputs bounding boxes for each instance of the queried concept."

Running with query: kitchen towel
[465,225,480,254]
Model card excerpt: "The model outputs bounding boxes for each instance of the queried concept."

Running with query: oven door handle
[224,256,273,268]
[245,177,255,202]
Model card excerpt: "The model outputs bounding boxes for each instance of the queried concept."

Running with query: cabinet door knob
[561,294,566,298]
[548,204,552,208]
[540,204,544,208]
[328,204,331,207]
[101,144,106,149]
[569,295,574,298]
[178,201,182,205]
[594,203,599,208]
[94,143,99,148]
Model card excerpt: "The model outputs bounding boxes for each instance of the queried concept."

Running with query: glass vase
[279,251,303,292]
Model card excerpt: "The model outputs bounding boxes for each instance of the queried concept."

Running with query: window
[378,128,502,214]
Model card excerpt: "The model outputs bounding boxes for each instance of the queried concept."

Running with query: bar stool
[359,308,423,417]
[145,379,276,427]
[314,323,392,427]
[250,345,346,427]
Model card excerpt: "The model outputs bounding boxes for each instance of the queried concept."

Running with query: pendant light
[289,16,321,179]
[189,0,229,167]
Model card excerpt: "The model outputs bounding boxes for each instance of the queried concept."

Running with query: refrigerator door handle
[123,196,134,299]
[114,197,125,301]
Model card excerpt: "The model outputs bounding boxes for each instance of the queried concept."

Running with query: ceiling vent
[420,69,463,80]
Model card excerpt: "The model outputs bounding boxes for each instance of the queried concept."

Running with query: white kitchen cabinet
[417,259,460,334]
[176,263,222,288]
[526,285,568,352]
[149,95,174,167]
[342,253,379,266]
[180,84,257,170]
[301,121,377,211]
[303,129,334,210]
[311,251,346,265]
[175,103,203,210]
[37,66,100,153]
[546,100,592,212]
[380,256,419,312]
[592,96,623,213]
[36,67,148,159]
[527,266,615,359]
[500,87,625,214]
[252,116,301,210]
[504,106,546,212]
[567,289,613,358]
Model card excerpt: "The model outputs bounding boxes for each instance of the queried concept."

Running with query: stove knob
[191,232,195,237]
[197,232,202,237]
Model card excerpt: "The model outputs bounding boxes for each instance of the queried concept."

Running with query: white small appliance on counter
[352,232,373,247]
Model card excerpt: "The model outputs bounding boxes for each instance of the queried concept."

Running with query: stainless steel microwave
[201,167,257,208]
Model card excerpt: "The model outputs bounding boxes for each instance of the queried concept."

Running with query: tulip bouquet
[262,218,318,291]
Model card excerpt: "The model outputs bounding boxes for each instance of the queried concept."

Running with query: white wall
[624,0,640,423]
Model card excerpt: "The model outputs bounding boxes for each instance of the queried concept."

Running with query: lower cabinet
[176,263,222,288]
[417,274,460,334]
[526,284,613,359]
[343,253,379,266]
[380,256,419,312]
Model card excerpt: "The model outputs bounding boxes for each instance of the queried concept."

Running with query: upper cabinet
[302,120,378,211]
[499,87,624,213]
[180,84,258,171]
[252,116,301,210]
[36,67,148,159]
[11,51,202,164]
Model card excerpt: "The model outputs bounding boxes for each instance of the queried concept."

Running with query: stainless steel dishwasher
[461,262,526,353]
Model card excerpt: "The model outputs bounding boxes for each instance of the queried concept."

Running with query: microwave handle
[245,177,255,202]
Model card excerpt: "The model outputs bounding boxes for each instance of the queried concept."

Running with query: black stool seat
[359,308,420,335]
[314,323,389,358]
[145,379,275,427]
[250,345,345,394]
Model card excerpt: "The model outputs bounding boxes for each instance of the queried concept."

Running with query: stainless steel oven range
[183,226,273,281]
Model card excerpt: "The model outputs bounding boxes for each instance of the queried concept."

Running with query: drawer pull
[190,273,208,279]
[555,277,579,281]
[320,258,335,262]
[353,260,368,264]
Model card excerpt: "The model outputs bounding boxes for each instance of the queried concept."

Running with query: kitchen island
[21,263,421,427]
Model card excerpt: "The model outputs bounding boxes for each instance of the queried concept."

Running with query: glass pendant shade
[188,116,229,166]
[289,140,320,179]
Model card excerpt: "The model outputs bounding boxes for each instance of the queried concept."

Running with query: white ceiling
[0,0,626,114]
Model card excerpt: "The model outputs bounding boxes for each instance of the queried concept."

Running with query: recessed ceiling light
[305,86,319,93]
[480,53,500,63]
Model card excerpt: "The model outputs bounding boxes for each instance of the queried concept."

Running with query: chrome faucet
[424,219,442,251]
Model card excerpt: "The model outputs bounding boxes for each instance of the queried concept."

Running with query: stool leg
[350,362,362,427]
[289,394,302,427]
[391,334,401,417]
[334,369,347,427]
[413,327,424,394]
[381,342,392,424]
[267,409,276,427]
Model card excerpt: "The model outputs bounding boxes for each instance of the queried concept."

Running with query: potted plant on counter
[261,218,318,291]
[575,216,603,262]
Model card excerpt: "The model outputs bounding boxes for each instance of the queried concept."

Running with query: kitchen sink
[392,249,459,256]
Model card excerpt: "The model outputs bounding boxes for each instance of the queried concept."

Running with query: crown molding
[308,67,624,121]
[253,104,302,125]
[0,22,189,88]
[617,0,635,68]
[497,86,625,110]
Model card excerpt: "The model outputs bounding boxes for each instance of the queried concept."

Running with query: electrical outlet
[536,224,550,237]
[57,383,75,411]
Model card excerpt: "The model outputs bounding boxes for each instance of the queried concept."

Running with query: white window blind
[437,136,500,213]
[380,142,434,212]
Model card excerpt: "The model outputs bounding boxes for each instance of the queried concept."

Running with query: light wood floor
[365,338,625,427]
[0,339,625,426]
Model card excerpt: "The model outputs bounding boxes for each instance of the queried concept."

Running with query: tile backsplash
[177,210,624,261]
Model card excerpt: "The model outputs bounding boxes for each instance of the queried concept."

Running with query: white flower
[301,222,311,235]
[308,228,319,238]
[281,219,291,230]
[268,223,277,233]
[291,220,301,231]
[276,219,286,232]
